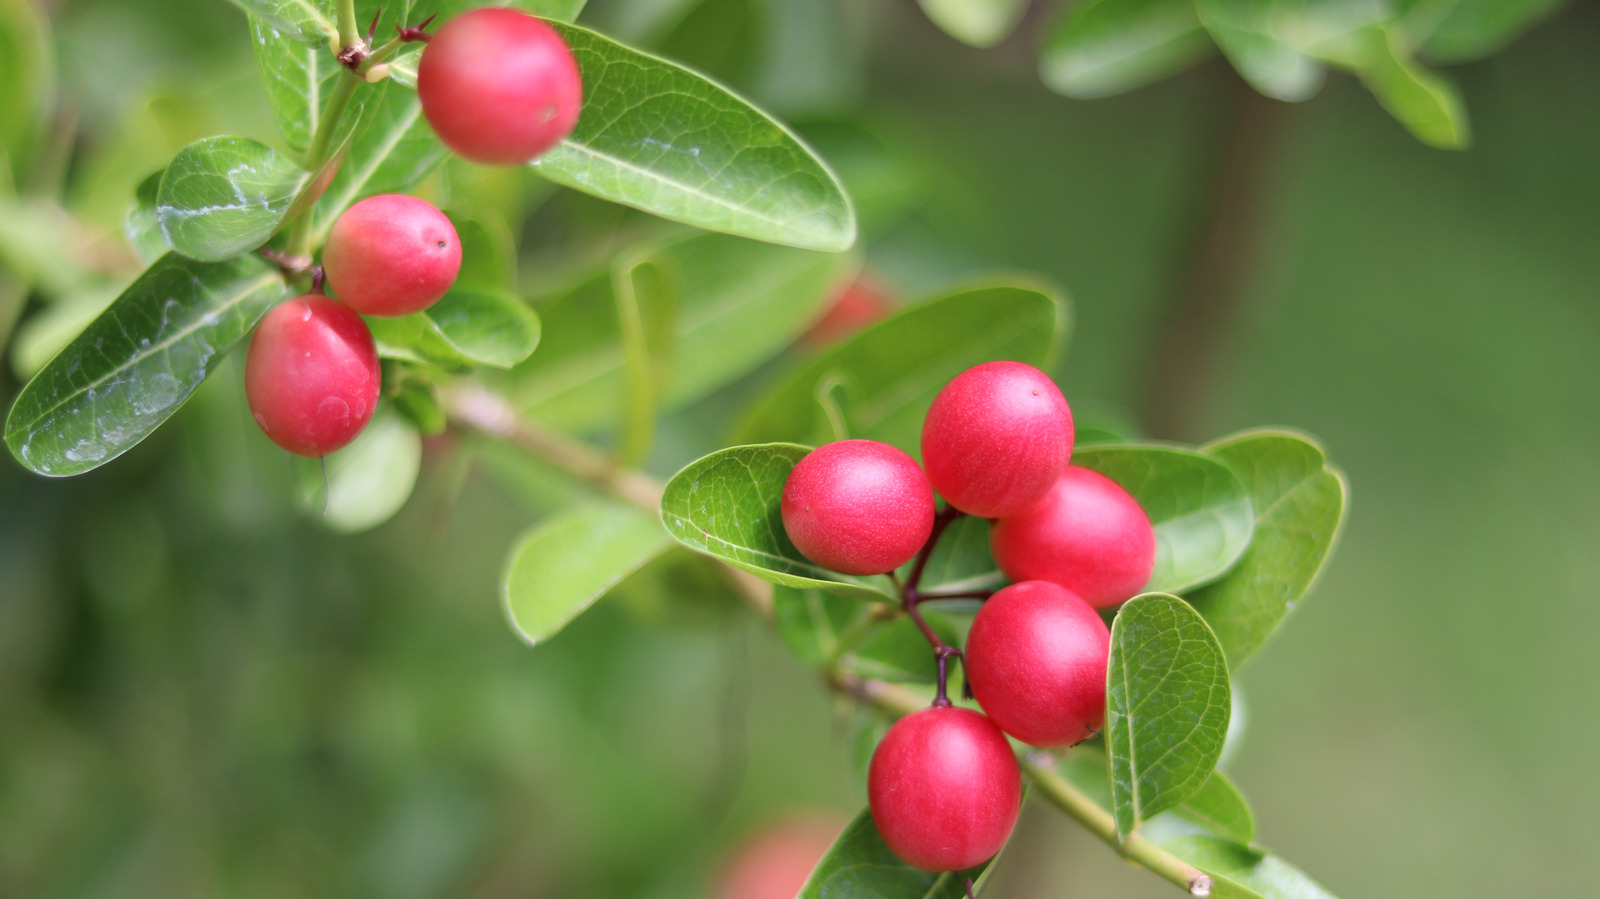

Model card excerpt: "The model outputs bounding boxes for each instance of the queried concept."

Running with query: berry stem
[903,504,965,596]
[335,0,363,57]
[282,71,360,263]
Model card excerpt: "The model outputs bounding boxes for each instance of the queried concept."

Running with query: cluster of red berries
[245,9,583,457]
[780,360,1157,872]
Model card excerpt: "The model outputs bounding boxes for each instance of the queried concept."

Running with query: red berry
[990,467,1156,609]
[245,296,381,457]
[322,194,461,317]
[920,361,1073,518]
[417,8,582,165]
[965,581,1109,747]
[799,275,894,350]
[713,813,847,899]
[781,440,935,576]
[868,706,1021,872]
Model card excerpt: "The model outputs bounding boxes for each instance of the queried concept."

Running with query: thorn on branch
[397,13,436,43]
[366,5,383,43]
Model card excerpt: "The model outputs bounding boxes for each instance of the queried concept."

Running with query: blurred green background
[2,0,1597,896]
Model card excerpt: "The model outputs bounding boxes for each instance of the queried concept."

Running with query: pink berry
[868,706,1021,872]
[920,361,1073,518]
[322,194,461,317]
[989,467,1156,609]
[965,581,1109,747]
[245,296,381,457]
[781,440,935,576]
[417,8,582,166]
[713,813,847,899]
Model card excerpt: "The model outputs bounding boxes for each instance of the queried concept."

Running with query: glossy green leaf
[425,289,542,369]
[773,584,863,665]
[226,0,337,48]
[797,806,997,899]
[734,280,1066,454]
[298,404,423,532]
[156,136,309,262]
[659,443,894,602]
[918,0,1030,48]
[1164,835,1339,898]
[502,501,673,645]
[1412,0,1562,62]
[1040,0,1216,98]
[126,169,169,264]
[531,22,856,252]
[1186,430,1348,669]
[1179,771,1255,845]
[1106,593,1231,838]
[1074,444,1255,595]
[508,231,847,432]
[249,15,374,154]
[368,289,540,369]
[1057,749,1253,845]
[1195,0,1325,101]
[312,85,449,240]
[5,253,290,476]
[1355,25,1470,149]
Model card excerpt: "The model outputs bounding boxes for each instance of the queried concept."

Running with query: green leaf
[1074,444,1255,595]
[502,501,673,645]
[506,231,847,432]
[1354,24,1470,149]
[1411,0,1562,62]
[5,253,291,477]
[0,0,52,168]
[249,15,374,154]
[1186,430,1348,670]
[845,612,963,684]
[911,515,1006,595]
[298,403,423,532]
[613,252,677,467]
[1195,0,1325,101]
[226,0,338,48]
[773,584,863,665]
[368,289,541,369]
[1040,0,1216,98]
[1057,749,1253,845]
[1106,593,1231,838]
[125,169,170,264]
[452,213,518,292]
[312,85,449,240]
[156,136,309,262]
[659,443,894,602]
[1163,835,1339,898]
[532,22,856,252]
[733,280,1067,454]
[918,0,1031,48]
[1178,771,1255,845]
[797,806,996,899]
[425,289,542,369]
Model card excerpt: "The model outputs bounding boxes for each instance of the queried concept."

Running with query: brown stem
[1141,72,1284,442]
